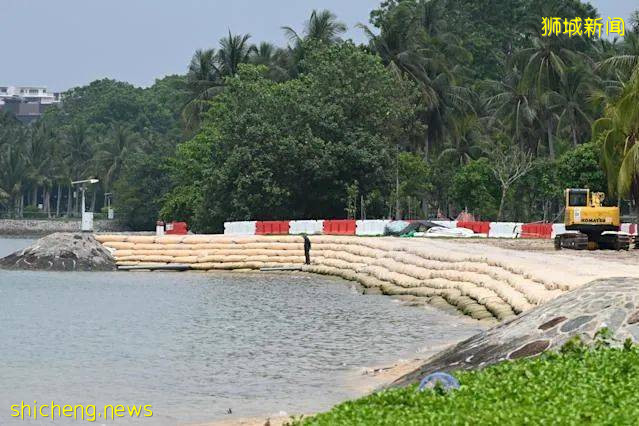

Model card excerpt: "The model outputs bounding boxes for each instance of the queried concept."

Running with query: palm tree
[63,123,94,216]
[26,122,54,215]
[283,9,347,45]
[359,0,472,158]
[485,66,538,153]
[217,31,256,76]
[183,48,223,131]
[182,32,255,131]
[546,65,595,148]
[594,72,639,216]
[438,113,484,165]
[597,31,639,83]
[0,138,28,217]
[250,42,290,81]
[95,124,137,190]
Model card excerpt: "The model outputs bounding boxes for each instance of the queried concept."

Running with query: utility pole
[71,179,99,232]
[395,144,400,220]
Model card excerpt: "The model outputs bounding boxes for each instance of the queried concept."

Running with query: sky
[1,0,636,92]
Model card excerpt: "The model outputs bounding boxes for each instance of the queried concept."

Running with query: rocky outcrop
[391,277,639,386]
[0,232,116,271]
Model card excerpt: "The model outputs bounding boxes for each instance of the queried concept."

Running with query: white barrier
[289,220,324,235]
[224,221,257,236]
[431,220,457,229]
[551,224,566,238]
[356,220,390,236]
[489,222,522,239]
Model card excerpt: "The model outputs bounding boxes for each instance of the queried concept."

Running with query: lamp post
[71,179,99,232]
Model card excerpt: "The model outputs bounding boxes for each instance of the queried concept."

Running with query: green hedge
[296,338,639,425]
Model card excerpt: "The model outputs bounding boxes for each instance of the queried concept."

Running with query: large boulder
[392,277,639,386]
[0,232,116,271]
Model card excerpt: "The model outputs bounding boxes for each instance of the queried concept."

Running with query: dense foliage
[1,1,639,229]
[297,339,639,425]
[163,43,422,231]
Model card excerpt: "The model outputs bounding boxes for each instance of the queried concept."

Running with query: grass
[293,336,639,425]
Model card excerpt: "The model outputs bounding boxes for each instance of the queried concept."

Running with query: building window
[29,89,38,94]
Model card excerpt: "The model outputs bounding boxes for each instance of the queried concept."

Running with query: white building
[0,85,62,123]
[0,85,62,105]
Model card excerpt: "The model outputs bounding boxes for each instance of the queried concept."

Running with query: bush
[297,344,639,425]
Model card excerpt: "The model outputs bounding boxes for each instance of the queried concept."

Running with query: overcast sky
[1,0,635,92]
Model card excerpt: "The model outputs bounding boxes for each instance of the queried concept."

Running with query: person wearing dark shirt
[303,234,311,265]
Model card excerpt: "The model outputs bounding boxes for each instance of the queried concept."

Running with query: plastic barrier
[551,224,566,238]
[166,221,188,235]
[256,221,290,235]
[489,222,522,239]
[621,223,637,235]
[224,221,257,236]
[431,220,457,229]
[323,220,356,235]
[289,220,324,235]
[457,221,490,235]
[521,223,553,239]
[356,220,390,236]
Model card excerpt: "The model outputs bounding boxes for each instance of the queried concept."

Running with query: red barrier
[165,221,188,235]
[323,219,356,235]
[255,221,290,235]
[457,221,490,235]
[521,223,553,239]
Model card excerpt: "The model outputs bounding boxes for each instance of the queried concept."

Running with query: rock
[391,278,639,387]
[0,233,116,271]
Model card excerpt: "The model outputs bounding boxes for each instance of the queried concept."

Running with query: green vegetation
[1,1,639,230]
[296,339,639,425]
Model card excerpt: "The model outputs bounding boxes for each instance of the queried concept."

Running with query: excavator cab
[556,188,629,250]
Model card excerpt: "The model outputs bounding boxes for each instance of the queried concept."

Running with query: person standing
[303,234,311,265]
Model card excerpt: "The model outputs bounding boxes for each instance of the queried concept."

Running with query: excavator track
[555,233,589,250]
[555,232,631,251]
[599,233,631,251]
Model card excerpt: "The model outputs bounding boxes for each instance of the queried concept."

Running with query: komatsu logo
[581,218,608,223]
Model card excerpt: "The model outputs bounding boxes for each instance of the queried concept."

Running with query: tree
[283,9,347,45]
[547,65,595,148]
[164,43,422,232]
[556,141,606,191]
[450,158,500,219]
[489,145,535,220]
[594,72,639,216]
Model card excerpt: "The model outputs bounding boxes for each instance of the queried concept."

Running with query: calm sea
[0,237,483,424]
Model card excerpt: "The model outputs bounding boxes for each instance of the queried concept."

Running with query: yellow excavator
[555,188,631,250]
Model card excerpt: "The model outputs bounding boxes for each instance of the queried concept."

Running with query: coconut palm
[217,31,256,76]
[0,136,28,217]
[594,72,639,215]
[359,0,472,157]
[250,42,290,81]
[485,66,538,153]
[95,124,137,191]
[546,65,595,147]
[26,122,54,215]
[283,9,347,45]
[438,113,484,165]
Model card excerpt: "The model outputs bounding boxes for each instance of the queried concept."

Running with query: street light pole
[71,179,99,232]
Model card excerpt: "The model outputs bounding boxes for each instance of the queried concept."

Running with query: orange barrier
[521,223,553,239]
[323,220,356,235]
[457,221,490,235]
[166,221,188,235]
[255,221,290,235]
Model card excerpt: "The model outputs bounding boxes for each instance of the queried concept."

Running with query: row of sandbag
[96,234,564,321]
